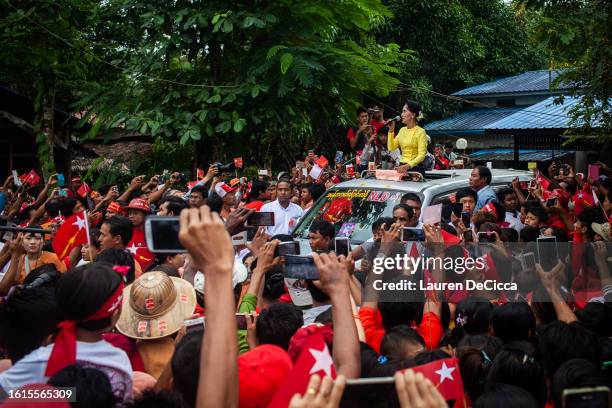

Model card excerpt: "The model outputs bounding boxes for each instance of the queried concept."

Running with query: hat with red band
[107,201,124,215]
[126,198,151,213]
[214,182,238,198]
[45,266,127,377]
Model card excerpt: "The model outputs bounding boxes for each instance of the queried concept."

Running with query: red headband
[45,268,126,377]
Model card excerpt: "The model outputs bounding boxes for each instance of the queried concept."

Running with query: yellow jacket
[387,125,428,167]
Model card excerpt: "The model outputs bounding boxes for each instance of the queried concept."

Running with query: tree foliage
[76,0,406,167]
[518,0,611,141]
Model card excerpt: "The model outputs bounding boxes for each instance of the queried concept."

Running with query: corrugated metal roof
[469,149,573,161]
[484,96,579,130]
[452,70,568,97]
[424,107,522,134]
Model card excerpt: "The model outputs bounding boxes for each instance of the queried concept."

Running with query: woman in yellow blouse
[387,100,428,174]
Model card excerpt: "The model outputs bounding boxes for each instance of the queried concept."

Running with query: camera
[213,162,236,172]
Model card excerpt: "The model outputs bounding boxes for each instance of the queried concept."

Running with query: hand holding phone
[334,237,350,256]
[246,212,275,227]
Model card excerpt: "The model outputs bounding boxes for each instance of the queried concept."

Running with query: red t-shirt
[370,119,386,134]
[245,201,265,211]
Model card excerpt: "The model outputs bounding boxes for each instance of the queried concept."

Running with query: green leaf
[180,133,190,145]
[280,53,294,75]
[211,14,221,24]
[215,121,232,133]
[267,45,286,60]
[233,118,246,133]
[207,94,221,103]
[251,85,260,98]
[221,93,236,106]
[222,20,233,33]
[198,110,208,121]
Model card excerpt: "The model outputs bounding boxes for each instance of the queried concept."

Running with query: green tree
[519,0,611,141]
[377,0,546,119]
[79,0,406,168]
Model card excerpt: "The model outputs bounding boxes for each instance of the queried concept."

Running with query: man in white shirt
[498,187,524,232]
[261,179,303,236]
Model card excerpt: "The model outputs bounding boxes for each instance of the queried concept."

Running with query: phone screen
[236,314,248,330]
[563,387,610,408]
[537,236,558,270]
[401,228,424,242]
[335,237,350,257]
[145,216,186,253]
[463,230,473,243]
[478,232,496,243]
[461,211,471,227]
[546,198,556,207]
[247,212,275,227]
[283,255,319,279]
[523,252,536,269]
[276,241,299,257]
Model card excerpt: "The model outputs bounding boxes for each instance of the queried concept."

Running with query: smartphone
[453,159,464,166]
[283,255,319,279]
[478,231,497,243]
[401,227,424,242]
[258,169,268,176]
[58,188,69,197]
[231,231,247,246]
[520,181,528,190]
[56,173,65,187]
[236,313,248,330]
[302,168,308,177]
[184,316,205,333]
[275,241,299,257]
[529,179,536,189]
[334,237,350,257]
[562,386,610,408]
[537,236,558,271]
[246,212,275,227]
[546,198,557,207]
[144,216,186,253]
[463,230,473,243]
[461,211,471,227]
[523,252,536,269]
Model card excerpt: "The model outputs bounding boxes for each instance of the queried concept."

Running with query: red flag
[268,330,336,408]
[233,157,244,169]
[196,168,204,180]
[536,175,550,190]
[346,164,355,176]
[76,182,92,198]
[406,357,464,402]
[128,228,154,270]
[19,170,41,186]
[315,155,329,168]
[187,180,198,190]
[52,211,88,259]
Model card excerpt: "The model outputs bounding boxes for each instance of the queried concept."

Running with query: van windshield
[292,188,404,244]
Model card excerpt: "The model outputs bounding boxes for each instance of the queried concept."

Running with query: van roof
[330,168,531,193]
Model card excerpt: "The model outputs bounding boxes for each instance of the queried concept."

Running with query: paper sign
[309,164,323,180]
[588,164,600,180]
[486,161,493,169]
[315,155,329,168]
[528,162,537,170]
[258,169,268,176]
[233,157,244,169]
[422,204,442,225]
[334,151,344,163]
[346,164,355,176]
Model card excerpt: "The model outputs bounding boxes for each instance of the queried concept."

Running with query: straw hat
[591,222,611,242]
[116,271,196,339]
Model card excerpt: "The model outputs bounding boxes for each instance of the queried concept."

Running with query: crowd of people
[0,101,610,408]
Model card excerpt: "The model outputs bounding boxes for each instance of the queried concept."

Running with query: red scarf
[45,266,127,377]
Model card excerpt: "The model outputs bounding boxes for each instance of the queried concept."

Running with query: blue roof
[452,70,568,97]
[484,96,580,130]
[469,149,574,162]
[424,107,522,135]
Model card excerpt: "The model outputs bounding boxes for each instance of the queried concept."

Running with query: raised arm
[179,206,238,408]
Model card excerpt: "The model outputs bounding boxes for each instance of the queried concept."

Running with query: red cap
[126,198,150,213]
[238,345,293,408]
[288,324,334,363]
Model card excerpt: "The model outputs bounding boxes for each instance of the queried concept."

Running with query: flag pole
[84,210,93,262]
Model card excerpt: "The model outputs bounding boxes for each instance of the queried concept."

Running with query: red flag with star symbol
[128,228,154,270]
[406,357,464,402]
[52,211,88,260]
[268,330,336,408]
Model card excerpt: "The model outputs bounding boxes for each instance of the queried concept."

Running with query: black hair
[372,216,394,233]
[356,106,367,116]
[306,183,326,202]
[400,192,421,205]
[544,226,568,242]
[22,263,61,287]
[305,280,331,303]
[403,100,421,117]
[538,321,602,376]
[171,331,202,408]
[486,341,546,407]
[248,179,269,202]
[380,325,425,360]
[499,228,519,242]
[62,197,79,217]
[102,215,133,246]
[47,363,117,408]
[148,263,181,278]
[450,298,493,345]
[491,302,535,343]
[475,383,538,408]
[256,303,303,350]
[551,358,607,408]
[276,179,293,190]
[392,203,414,220]
[577,207,607,240]
[127,390,186,408]
[413,349,451,365]
[456,187,478,203]
[496,187,515,203]
[189,185,208,198]
[576,302,612,337]
[55,262,122,331]
[444,142,454,149]
[488,202,506,222]
[262,271,285,302]
[96,248,137,284]
[45,199,64,218]
[0,286,61,362]
[378,126,389,136]
[309,220,335,240]
[520,226,541,242]
[160,195,188,216]
[475,166,492,185]
[89,228,102,250]
[527,206,549,224]
[379,300,422,331]
[204,193,223,214]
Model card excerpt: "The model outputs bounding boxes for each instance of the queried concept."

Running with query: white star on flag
[309,345,334,377]
[73,216,86,230]
[577,192,584,199]
[435,361,455,383]
[127,243,139,255]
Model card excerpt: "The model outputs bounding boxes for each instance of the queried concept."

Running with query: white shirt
[0,340,133,402]
[303,305,332,325]
[505,211,524,232]
[261,200,303,236]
